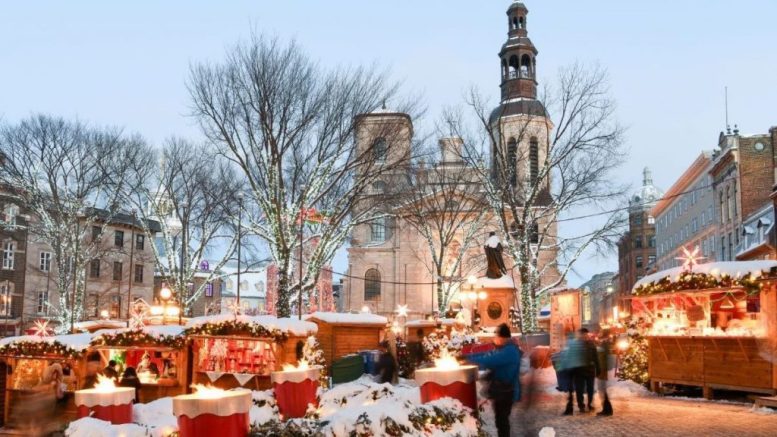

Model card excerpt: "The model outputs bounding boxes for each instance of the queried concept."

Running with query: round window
[754,142,765,152]
[487,302,503,320]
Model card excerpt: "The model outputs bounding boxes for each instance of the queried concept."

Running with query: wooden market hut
[306,312,388,365]
[88,325,189,402]
[631,261,777,398]
[549,288,582,353]
[0,333,91,431]
[184,315,317,391]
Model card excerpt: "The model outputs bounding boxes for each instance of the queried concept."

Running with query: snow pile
[65,417,151,437]
[73,320,127,332]
[0,333,94,351]
[250,389,279,425]
[539,427,556,437]
[307,311,388,326]
[133,397,178,436]
[477,275,515,289]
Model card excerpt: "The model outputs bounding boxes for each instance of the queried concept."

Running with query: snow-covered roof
[186,314,317,336]
[404,318,457,328]
[633,260,777,291]
[0,333,94,351]
[92,325,186,340]
[476,275,515,289]
[306,312,388,326]
[73,319,127,332]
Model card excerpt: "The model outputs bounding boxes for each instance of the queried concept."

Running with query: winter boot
[597,398,613,416]
[563,401,573,416]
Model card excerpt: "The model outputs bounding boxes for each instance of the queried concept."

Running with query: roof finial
[643,167,652,186]
[381,99,387,110]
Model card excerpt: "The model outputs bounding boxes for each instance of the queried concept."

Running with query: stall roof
[306,312,388,326]
[186,314,317,336]
[404,318,456,328]
[73,320,127,332]
[633,260,777,292]
[92,324,186,340]
[0,333,94,351]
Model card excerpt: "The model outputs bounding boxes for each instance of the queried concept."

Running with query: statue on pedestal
[484,231,507,279]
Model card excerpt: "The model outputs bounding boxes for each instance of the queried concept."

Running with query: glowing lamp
[477,291,487,300]
[150,305,164,316]
[616,337,630,352]
[75,374,135,424]
[166,306,181,317]
[360,305,370,314]
[160,286,172,301]
[100,309,110,319]
[271,360,321,419]
[173,386,252,437]
[415,349,478,413]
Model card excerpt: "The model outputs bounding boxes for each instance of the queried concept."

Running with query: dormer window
[3,205,19,225]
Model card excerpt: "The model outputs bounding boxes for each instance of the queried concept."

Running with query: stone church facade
[343,1,560,319]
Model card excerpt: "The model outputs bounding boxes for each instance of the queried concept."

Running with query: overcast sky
[2,1,776,286]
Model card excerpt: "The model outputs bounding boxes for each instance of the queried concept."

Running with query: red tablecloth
[76,403,133,424]
[273,379,318,419]
[177,412,249,437]
[420,381,478,411]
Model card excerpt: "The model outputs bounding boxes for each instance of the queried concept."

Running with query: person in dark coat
[103,360,119,380]
[558,330,589,415]
[119,367,143,403]
[596,330,614,416]
[465,323,521,437]
[374,340,397,384]
[579,328,600,412]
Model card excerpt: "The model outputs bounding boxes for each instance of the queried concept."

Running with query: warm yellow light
[100,310,109,319]
[613,307,619,321]
[434,349,460,370]
[467,275,478,286]
[616,338,629,351]
[159,286,172,301]
[190,384,226,399]
[478,291,487,300]
[361,305,370,314]
[468,292,477,301]
[94,374,117,392]
[150,305,163,316]
[166,306,181,317]
[282,359,310,372]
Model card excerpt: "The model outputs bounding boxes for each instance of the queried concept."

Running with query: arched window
[501,58,508,79]
[508,55,519,79]
[511,16,518,30]
[507,138,517,186]
[370,217,386,242]
[529,223,539,244]
[529,137,539,184]
[519,17,525,29]
[0,281,12,316]
[520,54,532,78]
[373,138,388,162]
[364,269,381,301]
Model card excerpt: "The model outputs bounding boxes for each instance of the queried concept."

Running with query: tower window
[529,137,539,183]
[508,55,519,79]
[507,138,517,186]
[373,138,388,162]
[370,217,387,242]
[520,54,532,78]
[519,16,525,29]
[364,269,381,302]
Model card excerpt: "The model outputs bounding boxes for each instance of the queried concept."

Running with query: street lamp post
[159,284,172,326]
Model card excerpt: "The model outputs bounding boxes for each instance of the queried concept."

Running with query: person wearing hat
[465,323,521,437]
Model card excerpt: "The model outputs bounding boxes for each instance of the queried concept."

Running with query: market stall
[89,325,187,402]
[631,260,777,398]
[305,312,387,365]
[0,332,92,431]
[184,315,317,391]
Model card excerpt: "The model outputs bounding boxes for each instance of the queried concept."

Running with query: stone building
[653,151,718,270]
[0,188,29,336]
[578,271,617,329]
[617,168,663,309]
[710,127,777,261]
[23,211,160,330]
[343,1,559,319]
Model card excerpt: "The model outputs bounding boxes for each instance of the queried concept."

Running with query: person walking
[580,328,600,412]
[465,323,521,437]
[558,330,588,415]
[375,340,397,384]
[119,367,143,403]
[596,330,614,416]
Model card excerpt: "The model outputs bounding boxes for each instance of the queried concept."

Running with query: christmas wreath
[633,271,762,297]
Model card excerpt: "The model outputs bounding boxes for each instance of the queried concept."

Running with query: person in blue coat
[465,323,521,437]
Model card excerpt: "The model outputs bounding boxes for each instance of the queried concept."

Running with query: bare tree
[124,138,245,317]
[188,36,419,318]
[444,64,627,333]
[400,139,488,312]
[0,115,144,332]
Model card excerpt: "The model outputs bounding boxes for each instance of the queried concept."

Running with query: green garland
[633,270,762,296]
[0,340,83,359]
[91,329,186,349]
[184,320,288,342]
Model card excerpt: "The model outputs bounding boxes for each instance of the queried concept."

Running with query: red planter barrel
[75,387,135,424]
[172,389,252,437]
[415,365,478,411]
[271,367,320,419]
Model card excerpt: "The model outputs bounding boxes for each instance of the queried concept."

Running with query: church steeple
[499,1,538,102]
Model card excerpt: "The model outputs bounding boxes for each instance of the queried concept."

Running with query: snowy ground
[64,368,777,436]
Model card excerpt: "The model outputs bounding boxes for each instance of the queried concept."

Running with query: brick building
[653,152,717,270]
[617,168,663,310]
[710,127,776,261]
[0,189,29,336]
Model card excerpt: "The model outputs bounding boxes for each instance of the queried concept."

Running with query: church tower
[491,1,551,196]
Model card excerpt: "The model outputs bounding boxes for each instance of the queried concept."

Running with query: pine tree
[617,318,649,385]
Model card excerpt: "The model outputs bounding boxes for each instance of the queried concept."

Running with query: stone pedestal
[475,276,516,328]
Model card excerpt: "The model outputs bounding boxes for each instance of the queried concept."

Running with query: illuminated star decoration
[227,300,244,318]
[396,304,409,318]
[129,306,149,330]
[32,319,53,337]
[676,246,705,272]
